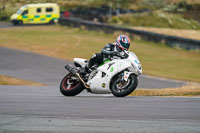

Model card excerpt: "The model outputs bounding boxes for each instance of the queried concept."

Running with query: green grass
[0,25,199,82]
[130,84,200,96]
[109,11,200,29]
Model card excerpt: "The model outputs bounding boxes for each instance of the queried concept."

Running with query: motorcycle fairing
[87,59,134,93]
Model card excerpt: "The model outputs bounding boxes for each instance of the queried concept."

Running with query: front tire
[111,74,138,97]
[60,73,84,96]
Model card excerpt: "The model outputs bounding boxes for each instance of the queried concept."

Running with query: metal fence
[59,17,200,50]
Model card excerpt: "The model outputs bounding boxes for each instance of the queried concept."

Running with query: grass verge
[0,75,45,86]
[109,11,200,30]
[0,25,199,82]
[130,84,200,96]
[133,26,200,40]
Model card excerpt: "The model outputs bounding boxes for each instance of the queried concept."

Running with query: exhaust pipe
[65,64,90,88]
[75,73,90,88]
[65,64,78,75]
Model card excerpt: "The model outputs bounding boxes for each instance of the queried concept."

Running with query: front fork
[123,71,133,81]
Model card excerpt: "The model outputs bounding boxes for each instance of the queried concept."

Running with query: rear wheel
[110,74,138,97]
[60,73,84,96]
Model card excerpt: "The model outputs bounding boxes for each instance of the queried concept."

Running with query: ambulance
[10,3,60,25]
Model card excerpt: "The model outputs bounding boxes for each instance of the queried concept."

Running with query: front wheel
[110,74,138,97]
[60,73,85,96]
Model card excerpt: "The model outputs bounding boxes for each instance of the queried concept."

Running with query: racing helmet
[116,35,131,50]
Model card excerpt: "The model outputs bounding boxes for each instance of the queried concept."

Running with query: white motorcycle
[60,51,142,97]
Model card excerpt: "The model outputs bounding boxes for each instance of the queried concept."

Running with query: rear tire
[110,74,138,97]
[60,73,84,96]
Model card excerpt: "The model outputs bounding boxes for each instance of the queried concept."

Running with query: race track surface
[0,85,200,132]
[0,22,12,28]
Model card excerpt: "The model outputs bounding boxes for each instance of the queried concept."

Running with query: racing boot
[79,63,98,75]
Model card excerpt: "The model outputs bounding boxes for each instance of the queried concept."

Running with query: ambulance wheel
[18,20,23,25]
[12,20,22,26]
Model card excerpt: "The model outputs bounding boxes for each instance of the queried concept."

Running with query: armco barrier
[59,17,200,50]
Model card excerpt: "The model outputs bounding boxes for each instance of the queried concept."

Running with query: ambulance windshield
[16,9,23,14]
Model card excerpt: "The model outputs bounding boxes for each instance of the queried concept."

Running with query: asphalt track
[0,85,200,133]
[0,22,12,28]
[0,24,199,132]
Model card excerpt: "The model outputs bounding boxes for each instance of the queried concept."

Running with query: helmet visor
[121,42,130,49]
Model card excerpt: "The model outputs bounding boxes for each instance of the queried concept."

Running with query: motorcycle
[60,50,142,97]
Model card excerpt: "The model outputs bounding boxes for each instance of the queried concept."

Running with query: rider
[81,34,131,74]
